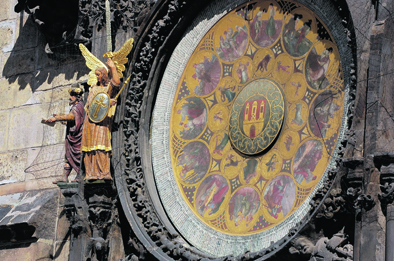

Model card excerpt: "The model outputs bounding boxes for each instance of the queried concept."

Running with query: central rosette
[229,78,285,155]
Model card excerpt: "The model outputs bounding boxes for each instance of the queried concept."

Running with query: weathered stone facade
[0,1,88,259]
[0,0,394,260]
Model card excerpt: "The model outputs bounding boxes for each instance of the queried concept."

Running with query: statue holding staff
[79,38,133,180]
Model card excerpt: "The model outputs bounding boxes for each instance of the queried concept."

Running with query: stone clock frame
[111,0,357,259]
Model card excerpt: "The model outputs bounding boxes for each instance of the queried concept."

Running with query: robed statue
[46,85,85,183]
[79,38,133,180]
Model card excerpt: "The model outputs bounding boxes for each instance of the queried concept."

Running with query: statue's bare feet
[53,173,68,184]
[70,176,80,183]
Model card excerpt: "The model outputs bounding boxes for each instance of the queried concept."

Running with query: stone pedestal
[84,180,118,261]
[59,184,90,261]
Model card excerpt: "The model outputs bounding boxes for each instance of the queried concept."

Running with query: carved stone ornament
[78,0,155,47]
[112,0,358,259]
[85,183,117,261]
[289,228,353,261]
[14,0,154,54]
[314,188,346,219]
[354,193,375,212]
[379,182,394,215]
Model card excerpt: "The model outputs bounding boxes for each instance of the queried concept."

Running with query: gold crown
[69,86,84,95]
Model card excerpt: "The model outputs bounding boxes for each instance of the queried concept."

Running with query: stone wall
[0,0,394,260]
[0,0,88,259]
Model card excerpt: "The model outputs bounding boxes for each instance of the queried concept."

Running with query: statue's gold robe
[81,82,118,180]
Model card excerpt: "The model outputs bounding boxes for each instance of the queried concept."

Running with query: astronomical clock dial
[152,0,348,257]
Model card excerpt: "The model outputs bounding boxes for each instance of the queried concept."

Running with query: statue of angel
[79,38,133,181]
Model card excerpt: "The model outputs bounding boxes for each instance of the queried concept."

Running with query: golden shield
[88,93,110,123]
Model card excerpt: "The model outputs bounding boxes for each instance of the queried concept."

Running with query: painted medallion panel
[168,0,344,236]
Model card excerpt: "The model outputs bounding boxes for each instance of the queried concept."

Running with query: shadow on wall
[0,224,37,250]
[2,11,89,92]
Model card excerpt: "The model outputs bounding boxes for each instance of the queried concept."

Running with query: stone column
[343,157,363,261]
[386,203,394,261]
[376,158,394,261]
[359,157,383,261]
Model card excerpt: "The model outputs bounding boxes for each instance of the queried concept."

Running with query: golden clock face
[158,0,345,239]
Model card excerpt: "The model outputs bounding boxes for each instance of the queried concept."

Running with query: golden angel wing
[103,38,134,78]
[79,43,107,86]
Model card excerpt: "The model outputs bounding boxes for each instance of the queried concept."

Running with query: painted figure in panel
[229,187,260,227]
[195,174,229,217]
[293,139,323,184]
[219,85,236,103]
[176,141,210,184]
[177,97,207,140]
[283,14,313,57]
[237,61,250,84]
[243,159,258,183]
[263,175,295,219]
[250,3,282,47]
[213,133,230,156]
[193,54,221,96]
[216,25,248,62]
[305,47,332,90]
[309,91,340,138]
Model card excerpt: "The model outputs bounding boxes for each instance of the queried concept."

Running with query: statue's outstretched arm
[46,112,75,123]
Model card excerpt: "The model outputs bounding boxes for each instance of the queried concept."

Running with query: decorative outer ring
[112,0,358,259]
